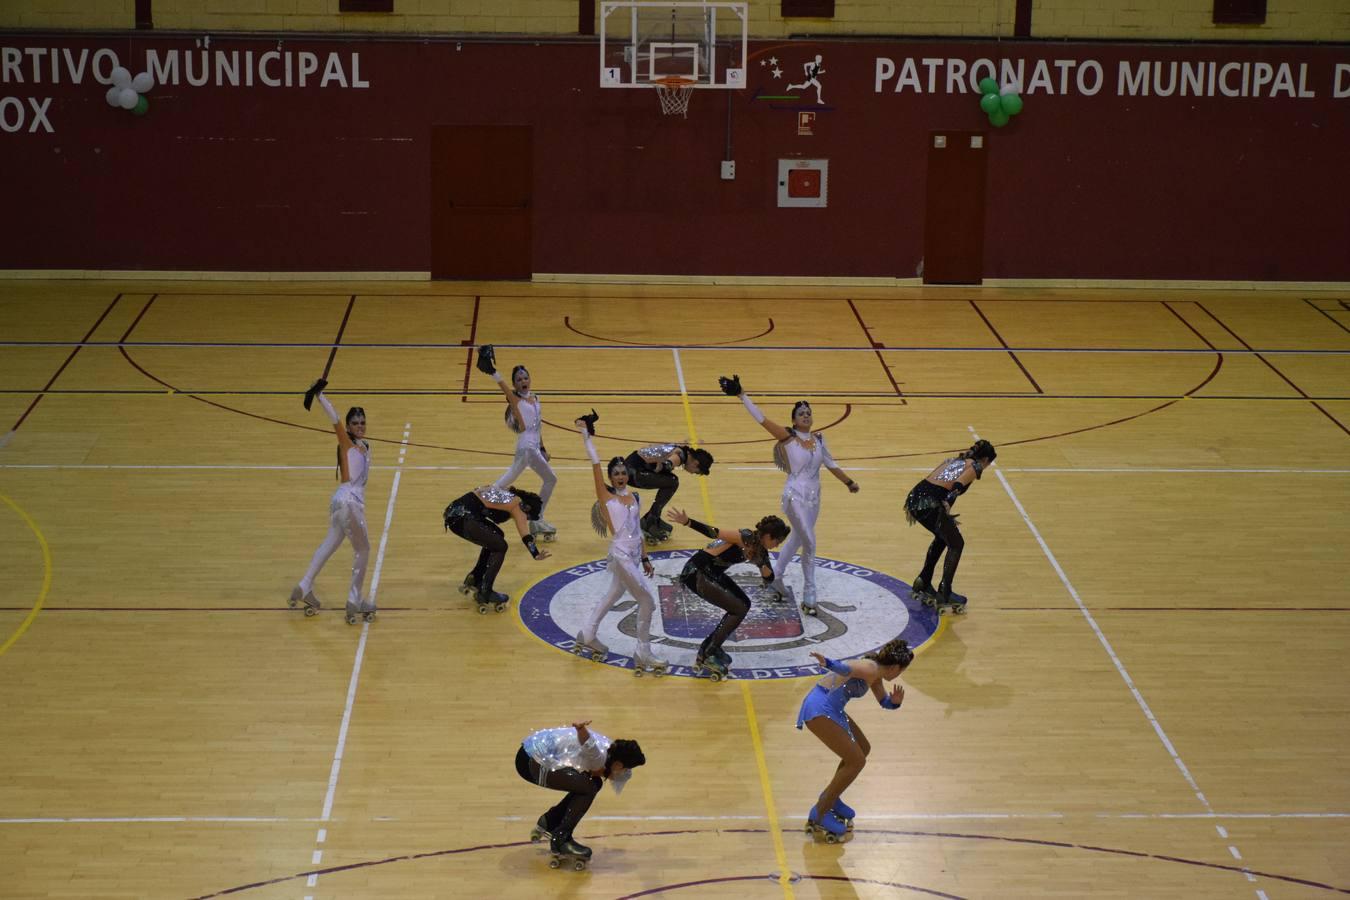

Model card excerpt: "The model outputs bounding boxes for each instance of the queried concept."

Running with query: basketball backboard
[599,1,748,90]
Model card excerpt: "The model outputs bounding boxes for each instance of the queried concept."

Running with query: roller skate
[934,581,968,615]
[548,835,591,871]
[529,815,552,843]
[832,797,856,832]
[633,647,670,678]
[769,578,795,604]
[693,650,730,682]
[530,519,558,543]
[344,600,361,625]
[911,574,938,609]
[800,583,819,617]
[475,585,509,614]
[805,806,849,843]
[359,598,377,624]
[288,585,320,617]
[640,515,670,546]
[572,632,608,662]
[458,572,480,596]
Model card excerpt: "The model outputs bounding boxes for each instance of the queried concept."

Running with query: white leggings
[299,497,371,608]
[582,553,657,655]
[493,445,557,513]
[774,491,820,592]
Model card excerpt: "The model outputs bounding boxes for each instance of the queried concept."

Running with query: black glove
[718,374,743,397]
[578,408,599,435]
[476,344,497,376]
[303,377,328,411]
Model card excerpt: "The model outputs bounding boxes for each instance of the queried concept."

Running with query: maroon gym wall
[1,33,1346,280]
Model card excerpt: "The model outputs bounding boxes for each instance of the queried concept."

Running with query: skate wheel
[573,861,586,871]
[801,603,817,617]
[287,598,298,608]
[495,603,507,612]
[476,605,489,615]
[304,606,317,617]
[709,672,723,682]
[345,614,357,625]
[530,830,544,842]
[825,833,839,844]
[953,605,968,615]
[364,612,376,622]
[590,652,603,662]
[633,669,643,678]
[549,859,560,869]
[804,823,815,834]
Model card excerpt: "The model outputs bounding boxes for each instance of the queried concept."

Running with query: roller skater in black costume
[443,484,550,613]
[623,443,714,545]
[664,507,790,680]
[904,439,997,614]
[516,719,646,871]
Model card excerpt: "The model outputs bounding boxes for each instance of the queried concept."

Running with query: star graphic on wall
[772,67,783,79]
[769,56,778,66]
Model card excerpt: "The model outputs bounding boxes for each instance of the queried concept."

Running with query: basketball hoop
[654,76,695,118]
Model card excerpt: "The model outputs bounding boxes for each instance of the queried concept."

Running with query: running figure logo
[787,55,826,104]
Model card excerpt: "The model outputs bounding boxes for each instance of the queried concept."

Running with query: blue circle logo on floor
[517,550,940,679]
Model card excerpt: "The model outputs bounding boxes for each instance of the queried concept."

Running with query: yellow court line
[0,493,53,659]
[672,350,796,898]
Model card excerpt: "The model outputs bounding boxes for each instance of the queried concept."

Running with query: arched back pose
[443,484,549,613]
[290,378,375,625]
[798,639,914,841]
[517,719,646,869]
[720,375,858,615]
[622,442,714,545]
[904,439,997,614]
[665,507,790,680]
[574,411,669,676]
[477,344,559,541]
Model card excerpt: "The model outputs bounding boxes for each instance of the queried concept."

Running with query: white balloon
[105,85,122,107]
[118,87,139,110]
[132,72,154,94]
[111,66,132,88]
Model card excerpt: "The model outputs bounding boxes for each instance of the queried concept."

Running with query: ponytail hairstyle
[336,406,367,481]
[509,487,544,521]
[865,638,914,671]
[960,439,997,478]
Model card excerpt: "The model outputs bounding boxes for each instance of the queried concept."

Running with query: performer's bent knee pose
[665,507,789,680]
[798,639,913,841]
[904,439,997,614]
[622,441,714,545]
[574,411,669,675]
[516,719,646,868]
[443,484,549,613]
[291,378,375,624]
[720,375,858,614]
[477,344,559,541]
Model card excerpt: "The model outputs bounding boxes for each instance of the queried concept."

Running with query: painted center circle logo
[518,550,940,679]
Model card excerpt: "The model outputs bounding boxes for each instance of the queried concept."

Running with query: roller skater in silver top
[903,439,997,615]
[665,507,790,681]
[797,638,913,842]
[443,484,550,613]
[720,375,859,616]
[574,411,670,676]
[515,719,646,870]
[290,378,376,625]
[622,441,714,546]
[477,344,560,542]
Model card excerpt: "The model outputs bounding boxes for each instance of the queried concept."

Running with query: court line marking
[3,463,1348,475]
[309,421,409,897]
[672,348,794,899]
[0,492,54,659]
[974,426,1266,900]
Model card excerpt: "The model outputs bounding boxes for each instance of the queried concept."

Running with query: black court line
[1304,297,1350,335]
[321,295,356,380]
[564,314,776,346]
[846,298,906,401]
[8,293,123,432]
[969,299,1043,393]
[1196,302,1310,397]
[458,295,480,403]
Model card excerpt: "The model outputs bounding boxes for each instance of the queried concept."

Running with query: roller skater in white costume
[719,375,859,615]
[477,344,559,541]
[290,378,375,624]
[572,411,669,676]
[515,719,646,870]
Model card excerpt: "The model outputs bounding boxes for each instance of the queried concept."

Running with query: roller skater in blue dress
[797,639,914,841]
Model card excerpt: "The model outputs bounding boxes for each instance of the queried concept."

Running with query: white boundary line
[2,463,1348,475]
[972,425,1270,899]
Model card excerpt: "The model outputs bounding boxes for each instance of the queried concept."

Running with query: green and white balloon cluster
[104,67,154,116]
[977,77,1022,128]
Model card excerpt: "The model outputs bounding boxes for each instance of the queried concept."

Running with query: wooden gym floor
[1,280,1347,899]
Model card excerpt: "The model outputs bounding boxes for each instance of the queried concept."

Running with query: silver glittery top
[933,457,969,483]
[522,726,611,786]
[476,485,516,505]
[636,443,678,463]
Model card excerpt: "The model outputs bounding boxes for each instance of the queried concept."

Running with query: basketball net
[655,77,694,118]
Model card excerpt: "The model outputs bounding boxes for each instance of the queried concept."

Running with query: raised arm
[576,411,615,531]
[719,375,791,442]
[477,344,523,418]
[664,507,742,544]
[309,383,354,454]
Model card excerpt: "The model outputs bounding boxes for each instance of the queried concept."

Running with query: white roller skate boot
[530,519,558,542]
[633,646,670,678]
[800,583,818,617]
[573,631,608,662]
[289,585,321,617]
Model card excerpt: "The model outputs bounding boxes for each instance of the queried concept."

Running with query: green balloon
[132,95,149,116]
[999,92,1023,115]
[977,77,998,96]
[979,93,1001,114]
[989,109,1010,128]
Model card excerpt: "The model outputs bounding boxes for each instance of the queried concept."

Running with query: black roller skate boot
[934,580,968,615]
[911,574,938,609]
[475,584,509,614]
[548,834,592,870]
[529,815,552,842]
[458,572,480,596]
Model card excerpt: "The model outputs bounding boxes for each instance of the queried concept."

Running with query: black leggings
[449,516,508,589]
[915,505,964,589]
[684,568,750,657]
[515,745,601,840]
[626,454,679,522]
